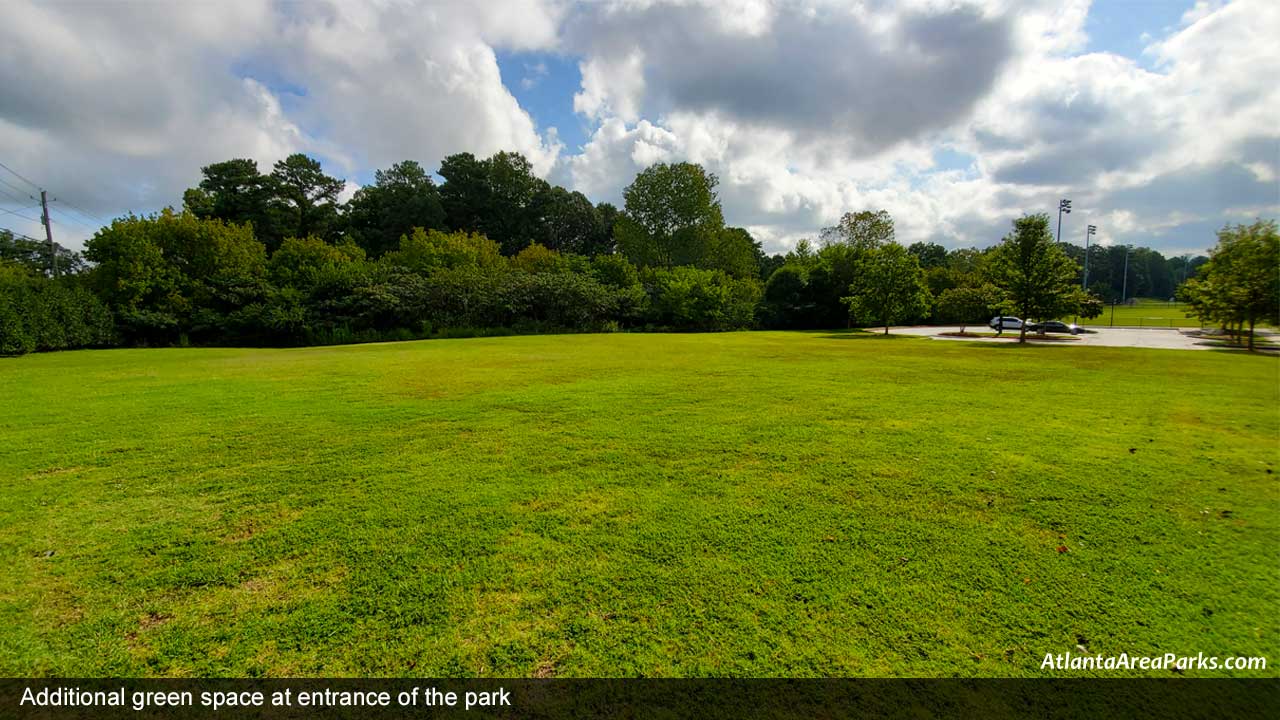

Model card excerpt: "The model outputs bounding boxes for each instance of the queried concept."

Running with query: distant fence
[1104,317,1207,329]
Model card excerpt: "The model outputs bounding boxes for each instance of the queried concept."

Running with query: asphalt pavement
[887,325,1215,350]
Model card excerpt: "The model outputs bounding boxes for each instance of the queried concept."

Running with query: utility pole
[1121,246,1130,304]
[39,189,56,277]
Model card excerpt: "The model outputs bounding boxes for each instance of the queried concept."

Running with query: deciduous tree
[1182,219,1279,350]
[616,162,724,268]
[934,284,998,333]
[844,243,931,334]
[987,214,1083,343]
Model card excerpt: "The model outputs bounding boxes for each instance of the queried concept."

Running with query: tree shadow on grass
[816,329,920,341]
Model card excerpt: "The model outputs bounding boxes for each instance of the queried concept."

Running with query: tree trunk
[1019,323,1027,343]
[1248,316,1256,351]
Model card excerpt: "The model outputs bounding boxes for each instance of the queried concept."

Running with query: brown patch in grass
[238,577,269,593]
[140,611,173,630]
[25,466,88,480]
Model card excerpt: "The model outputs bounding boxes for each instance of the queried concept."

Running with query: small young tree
[987,214,1082,343]
[935,284,999,334]
[843,243,932,334]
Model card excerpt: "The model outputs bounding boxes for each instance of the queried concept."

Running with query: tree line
[0,150,1272,354]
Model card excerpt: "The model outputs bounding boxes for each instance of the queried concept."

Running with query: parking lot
[888,325,1217,351]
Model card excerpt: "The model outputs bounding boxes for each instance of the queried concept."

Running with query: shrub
[0,264,115,355]
[644,266,760,331]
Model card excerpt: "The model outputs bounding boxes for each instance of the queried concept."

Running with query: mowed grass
[1071,300,1204,328]
[1,332,1277,678]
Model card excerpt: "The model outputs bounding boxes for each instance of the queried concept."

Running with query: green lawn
[1071,300,1203,328]
[2,332,1277,677]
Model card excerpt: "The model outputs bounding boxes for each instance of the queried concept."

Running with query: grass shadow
[816,329,920,341]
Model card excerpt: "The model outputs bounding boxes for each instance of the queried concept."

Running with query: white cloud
[0,0,1274,258]
[556,0,1278,254]
[0,0,564,246]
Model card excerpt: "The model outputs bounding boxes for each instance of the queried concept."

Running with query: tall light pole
[1121,246,1131,304]
[1056,198,1071,245]
[1082,224,1096,290]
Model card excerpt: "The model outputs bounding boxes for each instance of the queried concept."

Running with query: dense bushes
[0,264,115,354]
[23,210,757,354]
[644,266,759,331]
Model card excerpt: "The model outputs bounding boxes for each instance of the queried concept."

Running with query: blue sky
[497,51,589,153]
[0,0,1275,256]
[1084,0,1190,63]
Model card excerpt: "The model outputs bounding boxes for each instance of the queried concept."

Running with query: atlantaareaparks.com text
[1042,652,1267,672]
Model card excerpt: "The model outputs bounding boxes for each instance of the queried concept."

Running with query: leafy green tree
[183,159,281,246]
[907,241,948,269]
[843,243,932,334]
[589,253,647,322]
[269,236,367,292]
[590,253,639,288]
[438,151,546,255]
[946,247,986,277]
[820,210,894,250]
[0,262,114,355]
[923,265,959,296]
[485,151,547,254]
[270,154,345,243]
[345,161,445,257]
[593,202,620,256]
[84,210,267,342]
[616,162,724,268]
[534,186,605,255]
[511,243,569,274]
[437,152,489,232]
[758,252,786,281]
[760,264,813,328]
[644,265,759,331]
[934,284,999,333]
[1182,219,1279,350]
[705,226,764,278]
[1078,292,1105,320]
[987,214,1083,343]
[0,229,84,275]
[382,228,506,275]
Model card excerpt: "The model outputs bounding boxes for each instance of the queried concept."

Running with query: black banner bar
[5,679,1279,719]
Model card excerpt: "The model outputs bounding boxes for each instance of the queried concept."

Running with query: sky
[0,0,1275,257]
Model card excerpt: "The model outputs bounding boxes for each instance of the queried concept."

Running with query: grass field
[2,332,1277,677]
[1070,300,1203,328]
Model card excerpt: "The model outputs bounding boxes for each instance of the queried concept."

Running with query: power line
[0,161,107,273]
[49,205,98,232]
[0,187,31,206]
[0,226,45,243]
[0,204,42,219]
[0,160,111,230]
[0,160,41,191]
[52,197,109,225]
[0,175,36,201]
[3,209,42,224]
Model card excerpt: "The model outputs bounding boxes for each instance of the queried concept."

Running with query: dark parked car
[1026,320,1081,335]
